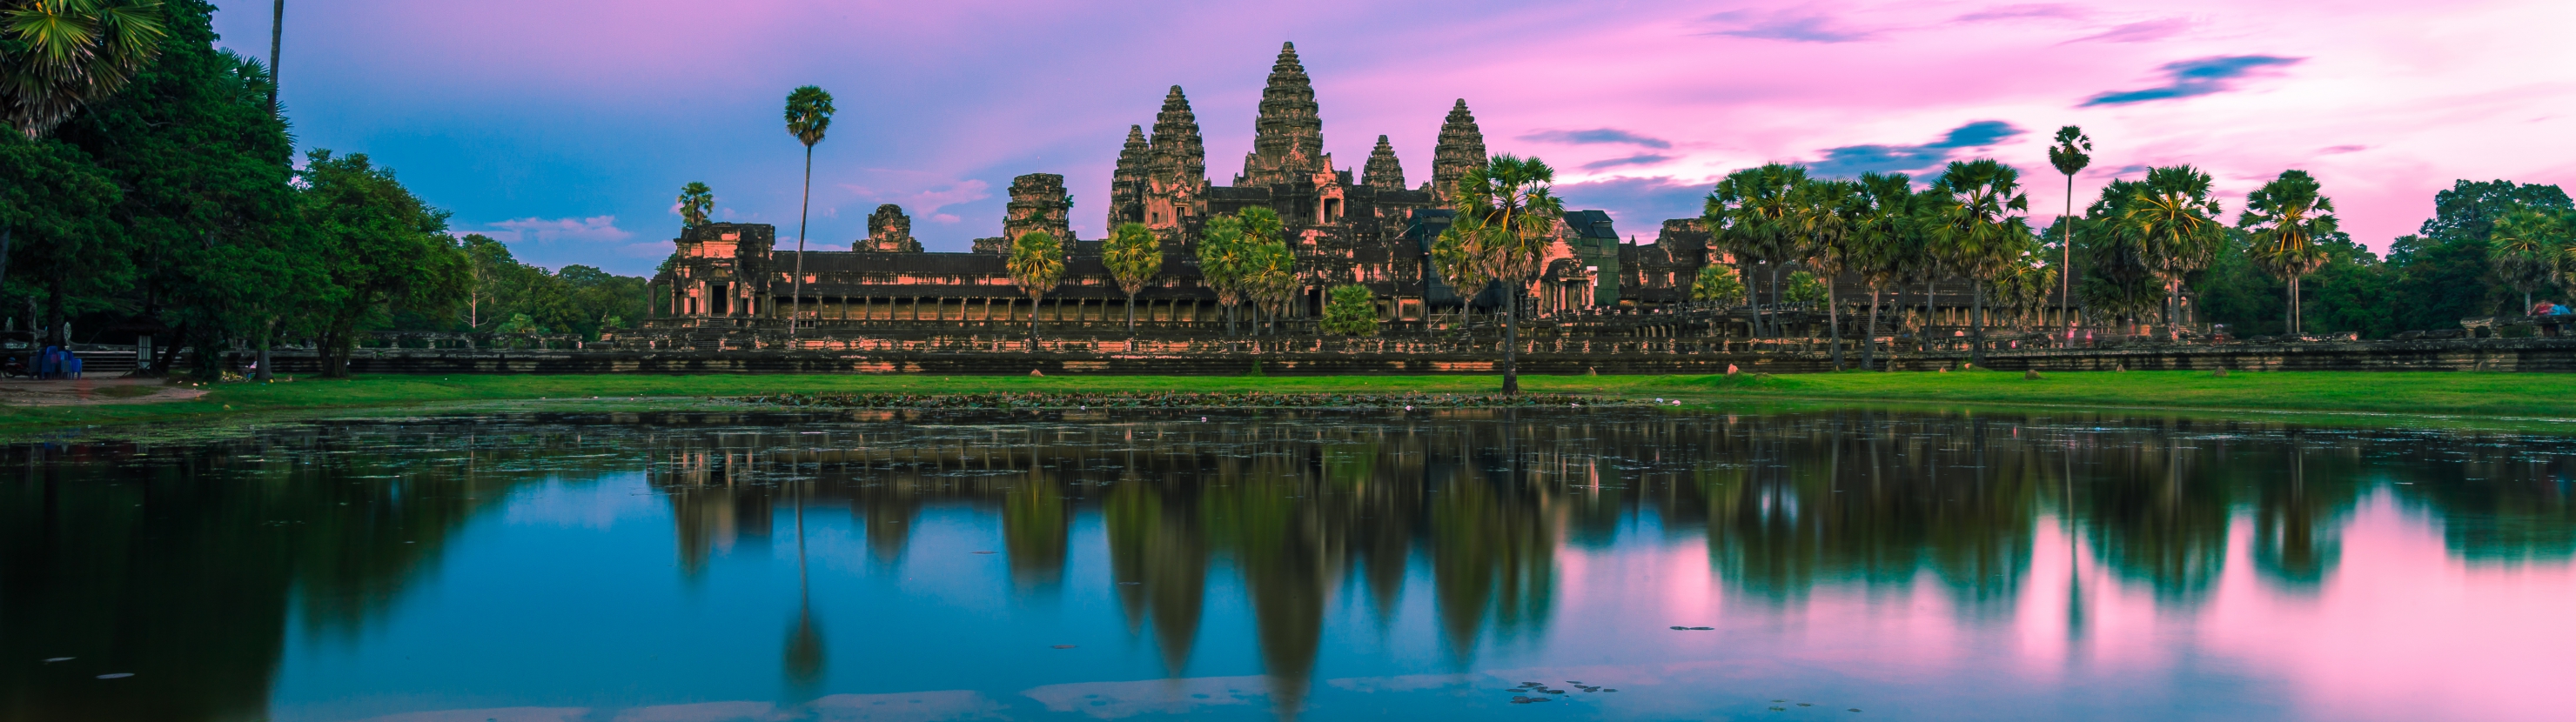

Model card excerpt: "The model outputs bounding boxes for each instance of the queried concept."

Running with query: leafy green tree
[1101,221,1162,336]
[2382,180,2570,329]
[1782,270,1827,305]
[1,0,170,138]
[1922,158,2033,363]
[1195,214,1250,337]
[1320,284,1378,336]
[2239,170,2338,334]
[676,181,713,228]
[0,137,120,346]
[1452,154,1562,394]
[2122,165,2224,340]
[782,84,833,335]
[1706,164,1807,336]
[1005,231,1063,349]
[460,233,518,331]
[2048,126,2091,341]
[1794,178,1855,363]
[1690,264,1744,304]
[296,150,468,376]
[1845,171,1922,370]
[1236,207,1290,336]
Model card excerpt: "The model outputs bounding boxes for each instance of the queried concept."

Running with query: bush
[1321,284,1379,336]
[1692,264,1746,304]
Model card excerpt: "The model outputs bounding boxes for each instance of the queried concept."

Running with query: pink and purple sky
[213,0,2576,276]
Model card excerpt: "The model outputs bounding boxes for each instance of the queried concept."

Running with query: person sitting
[2553,302,2573,316]
[2533,299,2555,316]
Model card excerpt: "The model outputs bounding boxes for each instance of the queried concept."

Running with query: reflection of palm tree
[783,479,824,696]
[1106,479,1209,675]
[1003,468,1070,591]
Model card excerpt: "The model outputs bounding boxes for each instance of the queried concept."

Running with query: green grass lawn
[3,370,2571,436]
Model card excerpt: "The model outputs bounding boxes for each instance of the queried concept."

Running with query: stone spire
[1429,98,1486,203]
[864,204,921,252]
[1145,85,1209,231]
[1361,135,1405,190]
[1110,124,1149,232]
[1236,42,1331,187]
[1004,173,1073,250]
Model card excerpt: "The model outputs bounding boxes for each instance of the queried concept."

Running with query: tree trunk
[1125,292,1137,338]
[2062,173,2075,348]
[45,277,64,349]
[1502,291,1520,395]
[254,318,274,382]
[791,146,813,338]
[269,0,285,110]
[1922,277,1935,351]
[1970,280,1987,366]
[1027,296,1040,351]
[1827,281,1843,370]
[1863,284,1881,371]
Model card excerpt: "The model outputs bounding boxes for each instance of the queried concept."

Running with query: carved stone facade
[1002,173,1073,250]
[1429,99,1486,202]
[1362,135,1405,190]
[862,204,921,252]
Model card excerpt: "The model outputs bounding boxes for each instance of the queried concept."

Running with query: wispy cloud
[2067,17,2194,43]
[838,179,992,226]
[1521,128,1674,150]
[1699,10,1874,43]
[455,216,635,244]
[1955,3,2086,22]
[1554,176,1710,231]
[1807,120,2024,177]
[1581,154,1675,170]
[2083,55,2304,106]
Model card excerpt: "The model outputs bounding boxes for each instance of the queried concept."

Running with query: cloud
[2319,144,2368,155]
[1521,129,1674,150]
[1699,10,1873,43]
[1955,4,2086,22]
[1554,176,1711,231]
[2082,55,2304,106]
[840,179,992,218]
[1582,154,1674,170]
[1806,120,2025,177]
[454,216,635,244]
[2066,18,2193,43]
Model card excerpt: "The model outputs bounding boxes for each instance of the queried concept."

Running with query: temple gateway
[639,43,1754,351]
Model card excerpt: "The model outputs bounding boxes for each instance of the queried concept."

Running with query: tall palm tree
[1707,164,1808,338]
[2122,165,2224,341]
[1005,231,1064,350]
[1923,158,2033,365]
[2048,126,2091,344]
[1847,172,1919,370]
[1237,207,1286,335]
[2,0,170,138]
[1196,214,1249,337]
[782,84,834,336]
[1102,222,1163,337]
[1451,154,1562,395]
[2238,170,2338,335]
[676,182,713,229]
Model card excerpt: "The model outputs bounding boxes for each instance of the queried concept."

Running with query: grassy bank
[1,370,2570,435]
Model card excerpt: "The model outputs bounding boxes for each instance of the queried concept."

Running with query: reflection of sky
[264,468,2576,721]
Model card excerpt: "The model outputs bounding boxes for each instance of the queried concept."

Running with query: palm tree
[2122,165,2224,341]
[2048,126,2091,344]
[676,182,714,228]
[1102,222,1163,338]
[1451,154,1563,395]
[1006,231,1064,350]
[268,0,283,110]
[1846,172,1920,370]
[1246,239,1297,336]
[2489,205,2565,316]
[782,84,835,336]
[1706,164,1808,338]
[1238,207,1286,335]
[1196,214,1250,337]
[2238,170,2338,335]
[1794,179,1856,367]
[2,0,170,138]
[1922,159,2033,365]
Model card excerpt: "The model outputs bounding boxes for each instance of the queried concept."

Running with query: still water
[4,409,2573,721]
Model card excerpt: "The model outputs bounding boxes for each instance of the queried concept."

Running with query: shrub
[1321,284,1379,336]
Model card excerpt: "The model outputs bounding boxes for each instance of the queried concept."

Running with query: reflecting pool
[4,408,2573,721]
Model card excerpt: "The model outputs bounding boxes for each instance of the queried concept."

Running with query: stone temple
[642,43,1722,350]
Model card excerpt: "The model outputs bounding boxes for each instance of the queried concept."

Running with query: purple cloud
[1581,154,1675,170]
[1954,4,2087,22]
[2083,55,2304,106]
[1700,10,1874,43]
[1806,120,2024,178]
[1554,176,1710,230]
[1522,129,1674,150]
[2068,18,2194,43]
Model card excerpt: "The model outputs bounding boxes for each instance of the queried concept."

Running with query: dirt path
[0,378,209,406]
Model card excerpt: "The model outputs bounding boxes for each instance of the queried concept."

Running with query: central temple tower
[1234,43,1331,187]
